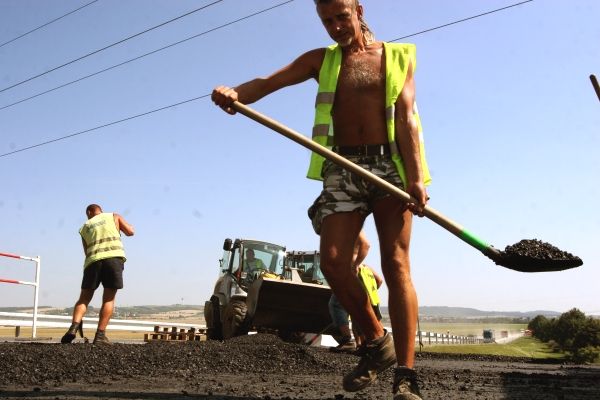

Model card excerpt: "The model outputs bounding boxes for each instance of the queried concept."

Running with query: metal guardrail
[0,312,205,335]
[416,330,485,345]
[2,312,510,345]
[1,252,41,337]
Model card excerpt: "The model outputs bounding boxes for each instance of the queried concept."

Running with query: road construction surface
[1,333,599,399]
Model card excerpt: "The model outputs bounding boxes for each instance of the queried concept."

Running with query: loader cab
[225,239,286,288]
[286,251,328,286]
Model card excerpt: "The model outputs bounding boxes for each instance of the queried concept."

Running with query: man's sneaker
[393,366,423,400]
[329,338,357,354]
[93,330,112,345]
[342,330,396,392]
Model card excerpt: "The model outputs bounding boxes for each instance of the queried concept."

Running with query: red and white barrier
[0,252,41,338]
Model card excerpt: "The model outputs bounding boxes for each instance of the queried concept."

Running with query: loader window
[231,249,241,275]
[238,241,286,280]
[289,252,327,285]
[220,249,232,275]
[244,248,282,274]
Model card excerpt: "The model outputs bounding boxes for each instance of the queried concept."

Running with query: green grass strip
[422,337,566,360]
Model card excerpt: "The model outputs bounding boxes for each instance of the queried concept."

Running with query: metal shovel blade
[491,239,583,273]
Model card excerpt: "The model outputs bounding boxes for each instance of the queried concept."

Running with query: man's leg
[321,211,395,392]
[328,294,356,353]
[61,289,94,343]
[98,288,117,331]
[373,196,423,399]
[320,211,383,341]
[92,288,117,345]
[73,289,94,323]
[373,196,416,368]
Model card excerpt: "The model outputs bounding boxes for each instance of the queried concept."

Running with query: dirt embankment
[1,334,599,399]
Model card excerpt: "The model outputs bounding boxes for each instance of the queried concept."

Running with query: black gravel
[504,239,581,262]
[1,334,599,399]
[497,239,583,272]
[0,334,339,387]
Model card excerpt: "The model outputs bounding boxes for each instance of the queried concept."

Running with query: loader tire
[206,297,223,340]
[222,299,248,339]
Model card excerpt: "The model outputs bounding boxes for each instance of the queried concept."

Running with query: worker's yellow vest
[357,265,380,307]
[80,213,126,268]
[307,42,432,187]
[245,258,266,271]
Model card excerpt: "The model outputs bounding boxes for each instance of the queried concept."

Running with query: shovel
[230,101,583,273]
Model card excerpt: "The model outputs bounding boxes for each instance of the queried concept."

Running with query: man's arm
[81,237,88,256]
[212,48,324,114]
[353,230,370,269]
[395,61,428,215]
[113,213,135,236]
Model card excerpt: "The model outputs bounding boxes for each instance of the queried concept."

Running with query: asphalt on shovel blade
[494,239,583,272]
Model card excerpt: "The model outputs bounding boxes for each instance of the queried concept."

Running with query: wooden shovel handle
[231,101,502,260]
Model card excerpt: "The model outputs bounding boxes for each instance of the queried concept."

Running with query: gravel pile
[1,333,599,399]
[0,334,341,387]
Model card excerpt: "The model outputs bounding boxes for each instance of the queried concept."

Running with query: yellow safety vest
[80,213,126,268]
[357,265,380,307]
[307,42,432,187]
[245,258,266,271]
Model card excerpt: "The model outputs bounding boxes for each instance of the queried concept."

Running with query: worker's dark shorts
[81,257,124,290]
[308,155,405,234]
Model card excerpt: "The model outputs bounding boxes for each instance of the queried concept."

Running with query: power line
[0,0,296,112]
[0,0,100,49]
[0,0,530,112]
[390,0,533,42]
[0,0,224,94]
[0,0,534,159]
[0,94,210,158]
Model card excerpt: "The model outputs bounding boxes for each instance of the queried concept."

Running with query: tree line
[528,308,600,363]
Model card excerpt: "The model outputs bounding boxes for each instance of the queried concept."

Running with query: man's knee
[102,288,118,302]
[320,251,354,281]
[381,256,412,285]
[77,289,94,304]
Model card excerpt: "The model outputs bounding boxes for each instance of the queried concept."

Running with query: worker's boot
[93,330,112,345]
[329,336,357,354]
[60,321,83,344]
[342,330,396,392]
[392,366,423,400]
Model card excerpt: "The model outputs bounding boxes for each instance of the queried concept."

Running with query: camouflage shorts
[308,155,405,234]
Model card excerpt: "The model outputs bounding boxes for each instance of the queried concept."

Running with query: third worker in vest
[244,248,267,276]
[212,1,430,398]
[61,204,135,345]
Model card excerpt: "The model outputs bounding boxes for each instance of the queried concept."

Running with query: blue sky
[1,0,598,314]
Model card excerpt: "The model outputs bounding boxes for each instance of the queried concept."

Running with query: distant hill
[0,304,561,319]
[0,306,56,313]
[417,306,561,319]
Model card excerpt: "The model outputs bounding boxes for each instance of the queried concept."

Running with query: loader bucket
[246,276,333,334]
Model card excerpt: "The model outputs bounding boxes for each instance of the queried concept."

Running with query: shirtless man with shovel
[212,1,430,398]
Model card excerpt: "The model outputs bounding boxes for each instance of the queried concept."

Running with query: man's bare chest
[338,52,385,92]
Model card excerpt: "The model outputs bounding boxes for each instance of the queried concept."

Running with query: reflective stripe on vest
[307,42,432,187]
[80,213,126,268]
[357,265,380,307]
